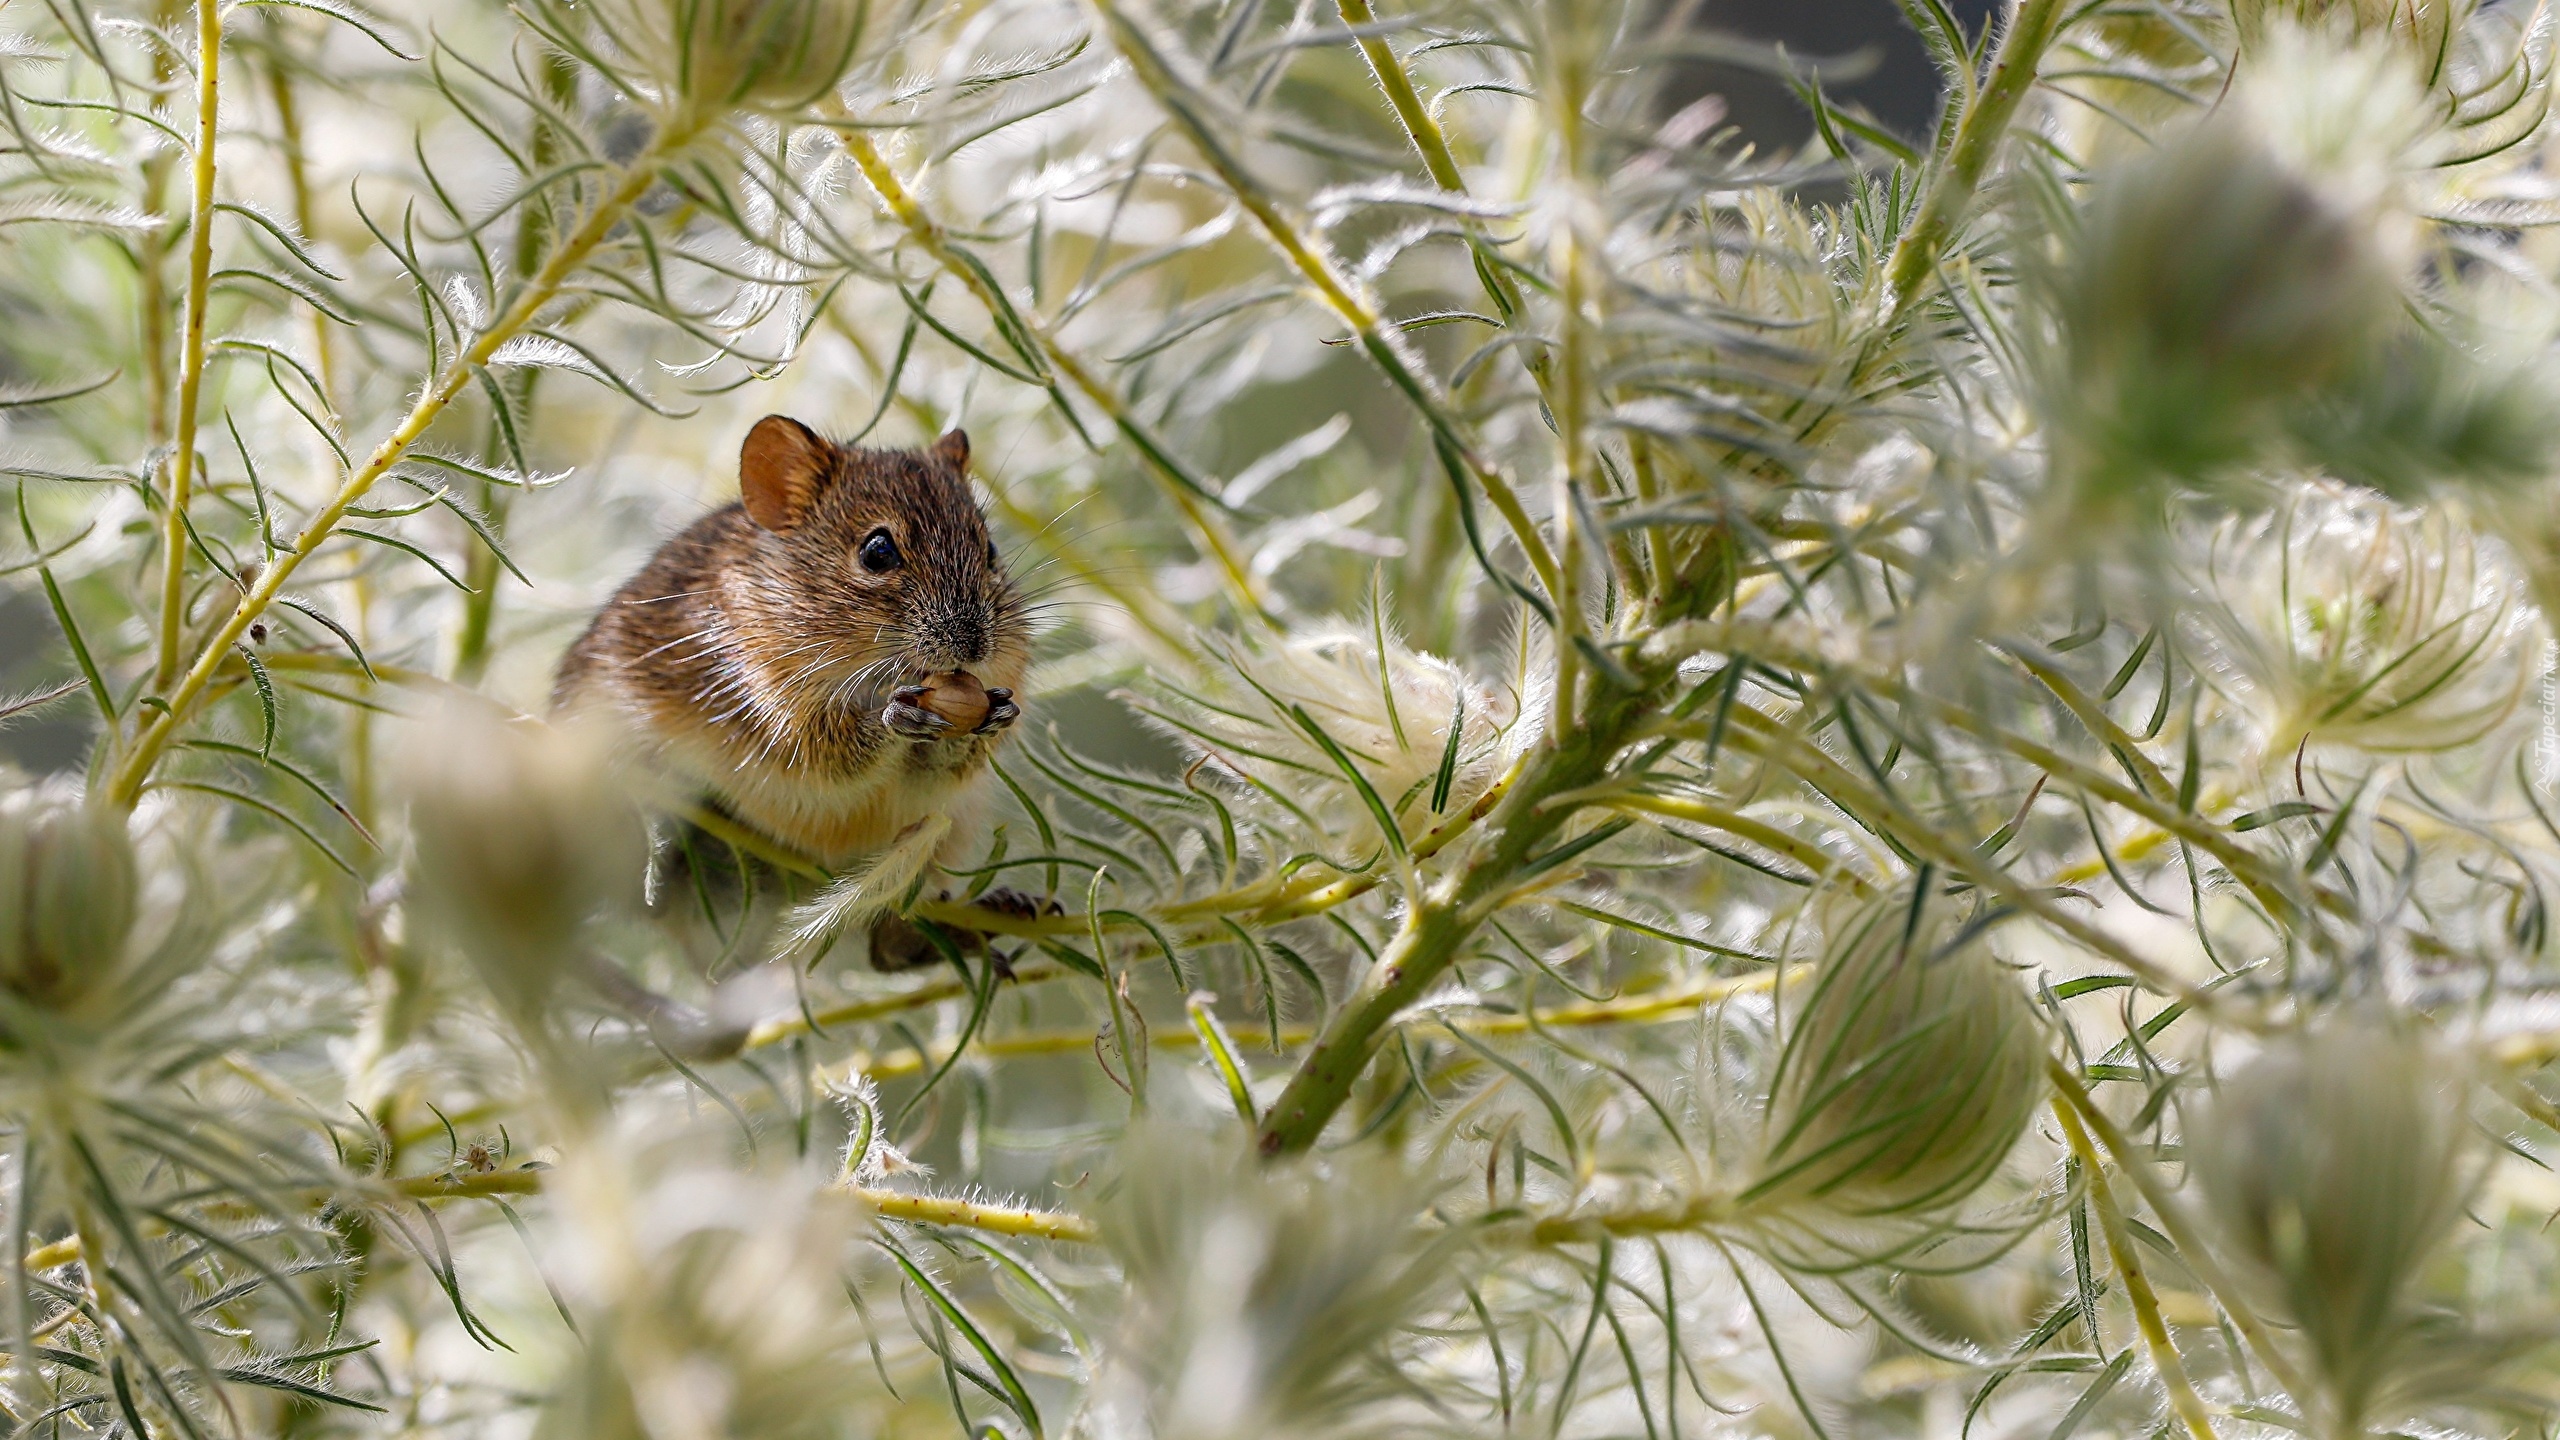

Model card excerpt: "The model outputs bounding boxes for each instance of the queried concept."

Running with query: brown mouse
[554,416,1030,875]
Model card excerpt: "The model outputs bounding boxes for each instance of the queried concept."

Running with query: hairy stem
[2047,1060,2309,1399]
[150,0,226,692]
[1257,672,1669,1153]
[1095,0,1563,602]
[2052,1096,2218,1440]
[1882,0,2066,312]
[109,126,695,807]
[854,1187,1097,1243]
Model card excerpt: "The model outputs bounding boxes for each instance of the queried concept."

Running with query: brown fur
[555,418,1030,866]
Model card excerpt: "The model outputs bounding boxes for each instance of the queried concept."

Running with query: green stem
[2052,1096,2219,1440]
[1882,0,2067,313]
[454,48,574,685]
[1336,0,1464,191]
[2047,1060,2310,1399]
[1094,0,1563,602]
[1256,672,1667,1153]
[109,125,696,807]
[151,0,226,693]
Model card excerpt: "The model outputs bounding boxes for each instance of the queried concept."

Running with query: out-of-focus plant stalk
[1582,793,1881,891]
[2048,1060,2309,1398]
[1095,0,1564,603]
[390,1167,1101,1241]
[136,0,185,452]
[262,29,376,827]
[1548,52,1594,727]
[109,126,700,807]
[150,0,227,693]
[2053,1097,2218,1440]
[835,126,1274,622]
[1882,0,2067,313]
[786,964,1795,1076]
[455,50,579,685]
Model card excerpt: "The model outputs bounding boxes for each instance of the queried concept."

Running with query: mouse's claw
[884,686,952,741]
[974,687,1020,735]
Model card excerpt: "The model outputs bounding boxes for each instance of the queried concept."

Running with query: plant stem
[1882,0,2067,313]
[799,965,1795,1077]
[853,1187,1096,1243]
[1257,671,1668,1153]
[137,0,187,430]
[454,47,575,685]
[1095,0,1563,602]
[1548,102,1592,726]
[151,0,226,692]
[1336,0,1464,190]
[2047,1059,2309,1399]
[2052,1096,2218,1440]
[108,128,692,808]
[263,26,375,829]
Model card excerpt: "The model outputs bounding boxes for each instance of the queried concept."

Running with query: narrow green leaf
[236,645,278,760]
[1187,995,1258,1124]
[882,1244,1044,1439]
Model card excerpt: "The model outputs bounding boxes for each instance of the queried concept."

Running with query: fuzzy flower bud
[2192,485,2535,755]
[2230,0,2457,60]
[2035,22,2446,506]
[402,708,644,1019]
[573,0,868,119]
[0,781,138,1011]
[1740,896,2044,1229]
[2044,120,2399,494]
[1094,1120,1453,1440]
[2186,1023,2481,1436]
[1147,625,1517,865]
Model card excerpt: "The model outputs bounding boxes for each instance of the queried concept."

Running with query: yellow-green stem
[2047,1060,2309,1399]
[151,0,226,692]
[264,36,374,827]
[1549,169,1591,735]
[1337,0,1465,190]
[853,1186,1096,1242]
[1882,0,2066,312]
[807,964,1796,1079]
[2052,1096,2218,1440]
[109,130,690,807]
[1093,0,1563,602]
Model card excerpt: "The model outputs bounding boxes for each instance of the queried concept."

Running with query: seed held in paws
[916,670,990,732]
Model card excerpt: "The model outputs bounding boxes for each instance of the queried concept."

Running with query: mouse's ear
[740,415,832,531]
[932,428,970,473]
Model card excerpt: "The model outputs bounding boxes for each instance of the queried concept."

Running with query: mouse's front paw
[884,685,953,741]
[973,687,1020,735]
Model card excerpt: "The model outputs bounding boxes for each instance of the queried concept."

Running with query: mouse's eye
[985,539,1001,567]
[858,529,903,573]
